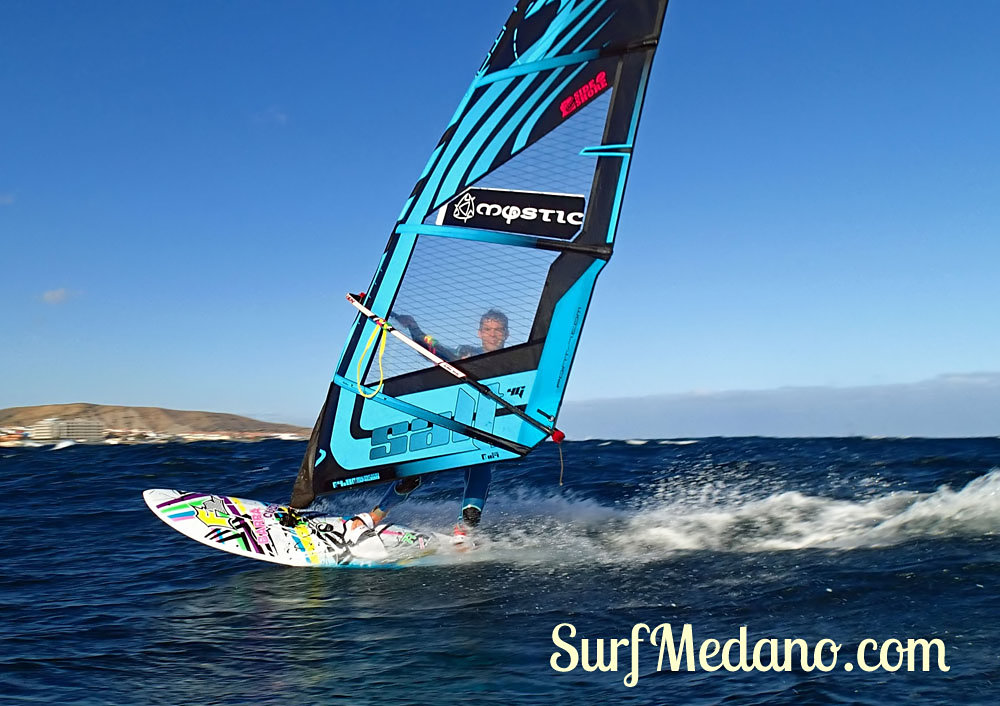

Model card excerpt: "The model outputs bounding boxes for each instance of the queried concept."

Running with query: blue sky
[2,1,998,427]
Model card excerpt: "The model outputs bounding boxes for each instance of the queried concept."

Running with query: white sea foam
[658,439,699,445]
[313,468,1000,567]
[618,468,1000,557]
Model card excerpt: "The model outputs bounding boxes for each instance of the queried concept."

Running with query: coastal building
[28,417,104,441]
[28,418,64,440]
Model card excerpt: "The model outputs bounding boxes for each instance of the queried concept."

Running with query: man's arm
[390,313,457,360]
[390,314,425,340]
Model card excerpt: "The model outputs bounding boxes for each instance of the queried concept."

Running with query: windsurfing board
[143,489,445,568]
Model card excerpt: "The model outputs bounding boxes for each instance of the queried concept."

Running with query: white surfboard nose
[143,488,168,500]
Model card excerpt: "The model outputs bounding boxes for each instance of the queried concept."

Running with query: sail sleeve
[291,0,669,508]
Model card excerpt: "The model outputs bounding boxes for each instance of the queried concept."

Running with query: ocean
[2,437,998,704]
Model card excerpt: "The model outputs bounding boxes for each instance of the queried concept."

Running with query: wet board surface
[143,489,443,568]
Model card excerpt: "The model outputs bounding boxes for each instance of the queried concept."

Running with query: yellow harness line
[356,317,392,398]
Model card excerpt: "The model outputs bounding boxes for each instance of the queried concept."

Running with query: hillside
[0,403,309,435]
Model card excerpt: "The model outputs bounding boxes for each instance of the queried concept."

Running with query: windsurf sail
[291,0,670,508]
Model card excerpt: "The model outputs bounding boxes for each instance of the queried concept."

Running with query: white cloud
[41,288,69,304]
[933,372,1000,386]
[254,106,289,125]
[560,373,1000,438]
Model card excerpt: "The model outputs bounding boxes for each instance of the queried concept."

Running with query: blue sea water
[2,437,999,704]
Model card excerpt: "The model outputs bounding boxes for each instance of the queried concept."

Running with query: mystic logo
[507,386,526,399]
[452,192,476,222]
[560,70,609,119]
[441,187,586,239]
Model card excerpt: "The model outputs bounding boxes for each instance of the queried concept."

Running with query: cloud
[0,193,14,206]
[41,288,69,304]
[253,106,289,126]
[560,373,1000,438]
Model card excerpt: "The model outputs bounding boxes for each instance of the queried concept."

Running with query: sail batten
[290,0,669,508]
[397,224,613,257]
[476,50,601,86]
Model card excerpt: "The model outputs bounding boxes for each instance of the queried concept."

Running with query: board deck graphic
[143,489,441,568]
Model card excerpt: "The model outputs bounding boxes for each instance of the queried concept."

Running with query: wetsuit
[384,316,493,527]
[376,465,493,528]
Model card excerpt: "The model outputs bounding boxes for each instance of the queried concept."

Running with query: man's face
[478,317,508,352]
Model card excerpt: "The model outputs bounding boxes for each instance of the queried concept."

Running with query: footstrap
[345,512,377,544]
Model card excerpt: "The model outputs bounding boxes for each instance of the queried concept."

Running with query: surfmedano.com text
[550,623,950,687]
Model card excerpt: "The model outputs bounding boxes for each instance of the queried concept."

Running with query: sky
[2,1,999,429]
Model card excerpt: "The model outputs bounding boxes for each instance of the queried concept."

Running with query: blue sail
[291,0,669,507]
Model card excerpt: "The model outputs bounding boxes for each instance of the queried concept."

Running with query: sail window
[366,235,559,382]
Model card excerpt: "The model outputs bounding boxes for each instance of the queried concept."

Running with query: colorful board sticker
[143,489,436,568]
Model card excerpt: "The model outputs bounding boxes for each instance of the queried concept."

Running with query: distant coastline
[0,403,309,446]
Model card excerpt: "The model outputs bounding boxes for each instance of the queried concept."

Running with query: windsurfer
[349,309,510,544]
[391,308,509,360]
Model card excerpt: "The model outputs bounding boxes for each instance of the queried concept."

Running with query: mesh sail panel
[475,90,612,196]
[424,91,613,228]
[366,235,559,382]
